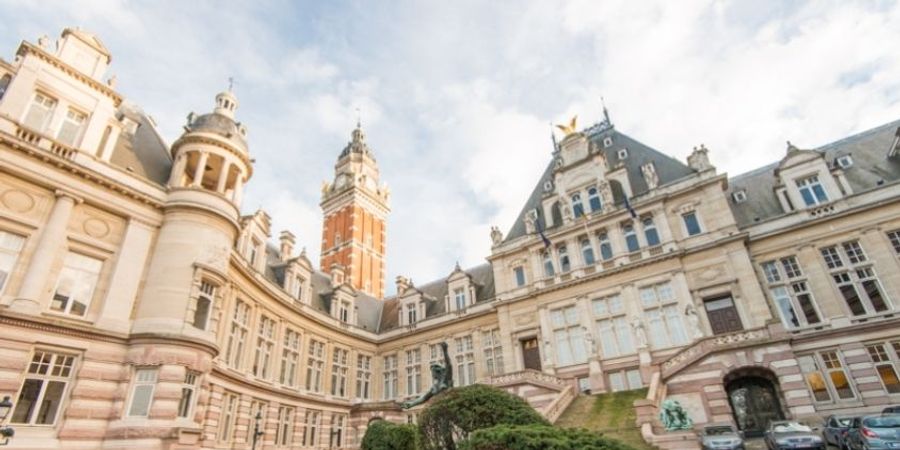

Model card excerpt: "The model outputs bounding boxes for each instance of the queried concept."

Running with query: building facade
[1,29,899,450]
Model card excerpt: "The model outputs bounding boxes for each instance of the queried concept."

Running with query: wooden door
[705,295,743,335]
[522,338,542,371]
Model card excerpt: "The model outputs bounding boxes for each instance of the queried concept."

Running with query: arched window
[571,194,584,218]
[588,187,602,212]
[542,251,555,277]
[581,238,595,266]
[558,246,571,272]
[623,224,640,253]
[642,217,660,246]
[597,232,613,260]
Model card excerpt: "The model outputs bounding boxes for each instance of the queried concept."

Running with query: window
[542,250,555,277]
[482,329,504,376]
[732,190,747,203]
[0,231,25,294]
[603,136,613,148]
[406,349,422,396]
[356,355,372,400]
[217,392,239,442]
[248,239,260,266]
[836,155,853,169]
[887,230,900,256]
[558,245,571,272]
[682,211,702,236]
[338,300,351,323]
[383,354,398,399]
[608,369,643,392]
[50,252,103,317]
[581,238,595,265]
[642,217,660,246]
[588,187,602,212]
[796,175,829,206]
[454,288,467,310]
[177,371,199,419]
[550,306,587,366]
[513,266,526,287]
[799,351,855,402]
[126,368,158,417]
[405,302,418,324]
[56,108,87,146]
[302,409,320,447]
[275,406,295,446]
[593,295,634,358]
[761,256,822,329]
[640,283,687,349]
[294,275,305,301]
[11,351,76,425]
[331,348,349,397]
[23,92,57,132]
[821,242,891,316]
[306,339,325,392]
[597,232,613,260]
[247,400,268,442]
[454,336,476,386]
[626,369,643,389]
[623,224,639,252]
[571,193,585,218]
[866,342,900,394]
[225,300,250,368]
[280,329,301,387]
[0,74,10,100]
[192,280,216,330]
[330,414,347,448]
[252,315,277,379]
[618,148,628,159]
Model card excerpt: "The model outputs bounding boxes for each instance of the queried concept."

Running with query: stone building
[0,29,899,450]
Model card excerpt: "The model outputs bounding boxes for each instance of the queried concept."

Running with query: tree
[460,424,633,450]
[360,420,419,450]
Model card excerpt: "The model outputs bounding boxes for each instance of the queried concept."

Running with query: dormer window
[618,148,629,160]
[571,193,585,218]
[796,175,829,207]
[587,187,602,212]
[338,300,351,323]
[603,137,613,148]
[836,155,853,169]
[732,190,747,203]
[57,108,87,146]
[543,180,554,193]
[405,303,417,324]
[454,288,467,310]
[23,92,57,132]
[248,239,260,266]
[294,276,305,301]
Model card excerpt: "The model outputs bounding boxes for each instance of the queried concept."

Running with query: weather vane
[228,76,235,92]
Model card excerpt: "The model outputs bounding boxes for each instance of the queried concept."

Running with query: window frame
[126,367,159,418]
[0,230,26,296]
[682,211,702,237]
[49,251,104,317]
[10,350,77,426]
[796,174,829,207]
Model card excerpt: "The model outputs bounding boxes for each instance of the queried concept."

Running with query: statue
[490,226,503,246]
[401,342,453,409]
[37,35,51,50]
[685,304,704,339]
[687,144,713,172]
[582,326,595,356]
[659,399,693,431]
[523,210,538,234]
[641,162,659,190]
[632,319,648,349]
[597,180,614,209]
[555,115,578,136]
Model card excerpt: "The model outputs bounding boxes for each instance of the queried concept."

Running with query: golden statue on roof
[555,115,578,136]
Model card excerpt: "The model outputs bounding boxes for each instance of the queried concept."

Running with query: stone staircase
[486,369,576,423]
[556,390,657,450]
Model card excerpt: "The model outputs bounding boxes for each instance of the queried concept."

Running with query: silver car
[846,415,900,450]
[765,421,826,450]
[700,423,745,450]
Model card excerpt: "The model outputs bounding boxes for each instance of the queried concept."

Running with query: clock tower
[320,123,390,298]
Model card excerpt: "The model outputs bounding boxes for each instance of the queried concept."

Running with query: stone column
[96,218,156,333]
[216,160,232,193]
[11,190,81,313]
[191,151,209,187]
[168,152,188,187]
[233,171,245,205]
[537,307,555,374]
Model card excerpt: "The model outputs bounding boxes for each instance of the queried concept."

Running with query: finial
[355,106,361,129]
[228,76,235,92]
[601,96,611,124]
[550,122,558,150]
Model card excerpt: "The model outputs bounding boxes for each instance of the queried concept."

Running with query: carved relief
[0,189,36,213]
[69,204,126,244]
[513,313,536,327]
[83,218,111,239]
[690,266,727,286]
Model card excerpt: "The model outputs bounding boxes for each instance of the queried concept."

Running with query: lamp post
[0,396,14,446]
[251,410,264,450]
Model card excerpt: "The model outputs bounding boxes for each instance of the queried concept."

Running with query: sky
[2,1,899,294]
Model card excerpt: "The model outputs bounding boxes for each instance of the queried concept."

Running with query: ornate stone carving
[82,217,111,239]
[688,144,713,172]
[641,162,659,190]
[685,304,704,339]
[597,180,613,209]
[524,209,538,234]
[490,226,503,246]
[1,189,35,213]
[632,319,648,349]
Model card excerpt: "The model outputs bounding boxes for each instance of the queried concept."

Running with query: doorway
[521,337,542,371]
[725,370,785,437]
[704,295,743,335]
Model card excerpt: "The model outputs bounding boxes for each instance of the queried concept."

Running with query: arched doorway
[724,368,785,437]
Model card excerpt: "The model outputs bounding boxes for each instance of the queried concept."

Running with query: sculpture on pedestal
[659,399,693,431]
[401,342,453,409]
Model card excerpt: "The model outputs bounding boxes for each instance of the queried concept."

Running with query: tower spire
[601,96,611,125]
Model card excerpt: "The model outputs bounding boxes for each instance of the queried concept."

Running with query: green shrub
[361,420,420,450]
[459,424,636,450]
[418,384,548,450]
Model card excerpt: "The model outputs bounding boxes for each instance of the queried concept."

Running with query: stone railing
[487,369,568,388]
[1,115,78,161]
[661,327,770,380]
[543,384,576,424]
[808,201,840,219]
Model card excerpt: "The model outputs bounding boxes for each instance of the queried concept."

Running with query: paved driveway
[745,438,767,450]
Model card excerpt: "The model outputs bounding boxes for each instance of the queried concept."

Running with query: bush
[361,420,420,450]
[418,384,548,450]
[459,424,636,450]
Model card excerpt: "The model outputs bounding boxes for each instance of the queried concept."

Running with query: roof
[727,119,900,227]
[109,104,172,184]
[187,111,248,149]
[62,28,111,60]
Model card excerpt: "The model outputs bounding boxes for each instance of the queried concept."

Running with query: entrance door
[704,296,743,335]
[727,376,785,437]
[522,338,541,371]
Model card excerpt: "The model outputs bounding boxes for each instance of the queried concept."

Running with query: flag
[623,196,638,219]
[535,215,552,249]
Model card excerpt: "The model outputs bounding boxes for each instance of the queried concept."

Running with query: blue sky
[3,1,899,293]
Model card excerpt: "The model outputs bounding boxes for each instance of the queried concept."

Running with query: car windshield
[836,418,854,427]
[864,416,900,428]
[773,423,812,433]
[706,426,735,435]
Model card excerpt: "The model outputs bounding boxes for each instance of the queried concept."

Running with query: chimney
[395,275,410,295]
[279,230,295,261]
[330,263,345,287]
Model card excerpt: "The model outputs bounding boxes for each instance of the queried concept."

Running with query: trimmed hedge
[361,420,420,450]
[418,384,548,450]
[459,424,634,450]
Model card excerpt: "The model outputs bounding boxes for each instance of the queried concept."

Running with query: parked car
[700,423,745,450]
[846,414,900,450]
[765,421,826,450]
[824,415,859,450]
[883,407,900,415]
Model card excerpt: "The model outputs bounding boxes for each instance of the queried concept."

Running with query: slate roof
[727,119,900,227]
[108,104,172,185]
[187,111,248,149]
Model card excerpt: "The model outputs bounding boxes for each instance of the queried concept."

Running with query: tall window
[127,368,158,417]
[482,329,504,376]
[571,193,585,218]
[454,288,467,310]
[280,329,301,387]
[820,241,891,316]
[252,315,277,379]
[428,344,443,385]
[356,354,372,400]
[225,300,250,368]
[642,217,660,246]
[593,295,634,357]
[305,339,325,392]
[0,74,10,100]
[640,283,688,348]
[23,92,57,132]
[302,409,320,447]
[513,266,526,287]
[248,239,260,266]
[796,175,829,206]
[581,238,595,265]
[294,275,305,301]
[275,406,295,447]
[597,231,613,260]
[177,371,199,419]
[799,351,855,402]
[56,108,87,146]
[760,256,822,329]
[623,224,640,252]
[331,348,349,397]
[330,414,347,448]
[192,280,216,330]
[454,336,476,386]
[558,245,571,272]
[383,354,398,399]
[50,252,103,317]
[551,306,587,366]
[406,349,422,396]
[247,400,268,442]
[338,300,351,323]
[588,187,602,212]
[608,369,643,392]
[0,231,25,294]
[866,342,900,394]
[542,250,555,277]
[887,230,900,256]
[217,392,239,443]
[682,211,702,236]
[405,302,418,324]
[11,351,76,425]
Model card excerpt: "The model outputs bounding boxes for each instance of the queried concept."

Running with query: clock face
[335,173,348,189]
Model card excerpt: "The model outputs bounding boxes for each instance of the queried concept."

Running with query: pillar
[216,160,232,193]
[168,152,188,187]
[192,151,209,187]
[96,218,156,333]
[233,171,245,205]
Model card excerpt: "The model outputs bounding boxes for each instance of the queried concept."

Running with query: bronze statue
[401,342,453,409]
